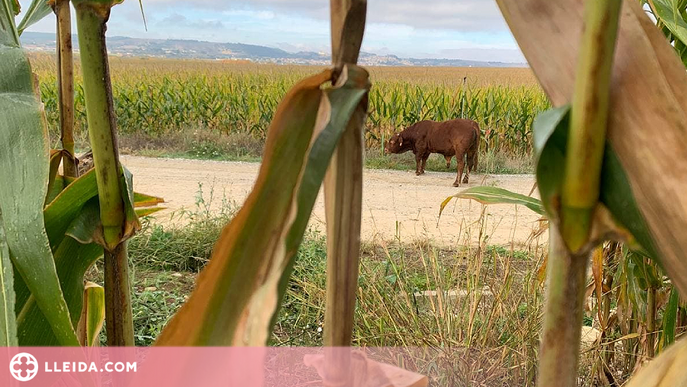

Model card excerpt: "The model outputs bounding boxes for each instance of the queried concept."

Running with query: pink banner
[1,347,430,386]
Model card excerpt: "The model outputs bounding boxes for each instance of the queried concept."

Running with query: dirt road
[121,155,545,247]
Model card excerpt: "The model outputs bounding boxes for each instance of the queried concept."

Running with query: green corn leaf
[43,167,160,249]
[0,2,79,346]
[531,105,569,218]
[599,146,660,260]
[133,191,164,208]
[652,0,687,49]
[77,282,105,346]
[16,0,51,35]
[18,169,160,344]
[0,211,17,346]
[47,149,64,205]
[46,175,70,206]
[628,252,663,289]
[530,105,659,258]
[625,253,648,318]
[0,0,19,45]
[17,237,102,345]
[44,169,99,249]
[17,198,102,345]
[660,287,680,353]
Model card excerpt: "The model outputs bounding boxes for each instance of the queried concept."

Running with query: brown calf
[384,119,480,187]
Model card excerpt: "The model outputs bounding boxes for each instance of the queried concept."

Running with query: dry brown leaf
[496,0,687,296]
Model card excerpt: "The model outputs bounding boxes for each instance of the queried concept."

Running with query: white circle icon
[9,352,38,382]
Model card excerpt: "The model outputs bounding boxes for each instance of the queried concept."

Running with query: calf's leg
[444,156,452,169]
[420,154,429,174]
[462,157,470,184]
[415,152,423,175]
[462,150,472,184]
[454,156,465,187]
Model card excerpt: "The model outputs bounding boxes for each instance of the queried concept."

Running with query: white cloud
[16,0,522,62]
[135,0,508,32]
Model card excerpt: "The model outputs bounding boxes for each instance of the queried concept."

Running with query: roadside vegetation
[96,188,544,385]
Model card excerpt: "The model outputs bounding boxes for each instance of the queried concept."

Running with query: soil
[121,155,546,247]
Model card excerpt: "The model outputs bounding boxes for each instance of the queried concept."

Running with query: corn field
[30,54,549,155]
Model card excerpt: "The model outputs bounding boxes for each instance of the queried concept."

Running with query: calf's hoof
[416,171,424,176]
[462,176,469,184]
[453,181,460,187]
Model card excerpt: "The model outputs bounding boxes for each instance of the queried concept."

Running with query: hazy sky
[17,0,526,63]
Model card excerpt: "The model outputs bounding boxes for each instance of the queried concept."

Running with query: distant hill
[20,31,526,68]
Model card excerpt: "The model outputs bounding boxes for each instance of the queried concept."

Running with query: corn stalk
[535,1,622,385]
[72,0,134,346]
[560,0,621,252]
[323,0,367,385]
[53,0,76,177]
[494,0,687,384]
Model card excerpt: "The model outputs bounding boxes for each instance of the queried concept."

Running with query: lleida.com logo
[9,353,38,382]
[9,352,137,382]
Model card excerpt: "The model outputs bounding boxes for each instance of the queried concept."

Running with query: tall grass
[121,186,546,385]
[31,54,549,156]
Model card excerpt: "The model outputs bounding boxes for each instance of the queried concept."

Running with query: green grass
[128,183,237,272]
[130,270,196,346]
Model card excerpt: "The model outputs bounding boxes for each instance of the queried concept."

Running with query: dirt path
[121,155,545,247]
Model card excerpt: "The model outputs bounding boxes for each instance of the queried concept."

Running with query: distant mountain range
[20,31,526,68]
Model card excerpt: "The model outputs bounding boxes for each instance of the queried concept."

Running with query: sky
[17,0,526,63]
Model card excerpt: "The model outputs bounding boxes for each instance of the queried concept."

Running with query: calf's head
[384,133,405,154]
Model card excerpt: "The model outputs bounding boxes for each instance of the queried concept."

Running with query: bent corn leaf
[155,70,332,346]
[16,0,51,35]
[44,169,98,249]
[0,3,78,346]
[276,65,369,330]
[439,186,545,220]
[156,65,369,346]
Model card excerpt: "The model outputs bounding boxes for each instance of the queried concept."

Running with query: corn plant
[442,0,687,385]
[3,0,427,383]
[1,0,163,349]
[641,0,687,65]
[30,56,550,156]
